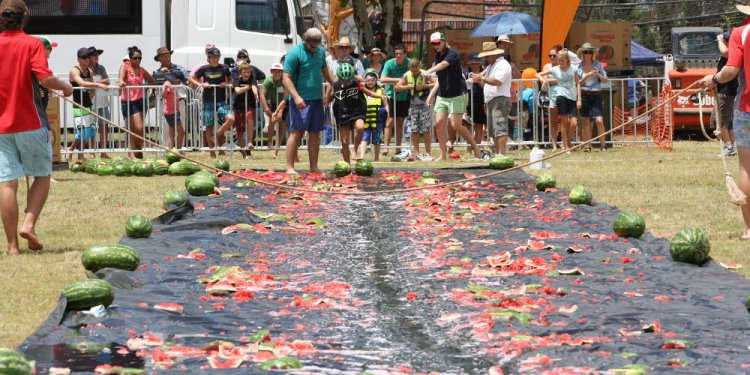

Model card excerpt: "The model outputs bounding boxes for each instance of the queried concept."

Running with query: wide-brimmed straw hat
[368,48,386,59]
[495,35,514,44]
[477,42,504,58]
[153,46,173,61]
[738,2,750,16]
[577,42,597,58]
[338,37,352,48]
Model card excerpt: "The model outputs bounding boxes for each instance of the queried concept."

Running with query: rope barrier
[53,80,702,196]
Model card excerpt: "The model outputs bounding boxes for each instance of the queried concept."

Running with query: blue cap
[467,53,482,64]
[722,32,731,42]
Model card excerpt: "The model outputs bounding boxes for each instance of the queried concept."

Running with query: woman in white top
[541,44,563,151]
[536,49,580,151]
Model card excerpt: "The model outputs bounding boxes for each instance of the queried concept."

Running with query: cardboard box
[509,33,541,70]
[426,29,493,66]
[566,22,632,69]
[46,96,62,163]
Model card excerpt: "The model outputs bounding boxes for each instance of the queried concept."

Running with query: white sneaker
[391,149,411,162]
[417,153,433,161]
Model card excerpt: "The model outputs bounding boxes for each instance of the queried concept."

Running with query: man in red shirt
[700,3,750,240]
[0,0,73,255]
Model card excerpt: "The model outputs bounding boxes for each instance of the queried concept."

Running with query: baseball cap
[206,47,221,57]
[430,32,445,44]
[237,48,249,57]
[37,36,57,50]
[77,47,90,58]
[270,62,284,71]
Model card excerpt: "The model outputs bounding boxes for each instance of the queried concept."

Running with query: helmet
[538,91,550,109]
[363,68,379,80]
[521,68,538,88]
[336,62,355,81]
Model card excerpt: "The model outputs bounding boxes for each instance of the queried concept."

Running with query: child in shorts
[233,63,258,158]
[396,59,436,161]
[362,69,389,161]
[67,107,96,160]
[330,63,387,163]
[162,72,185,150]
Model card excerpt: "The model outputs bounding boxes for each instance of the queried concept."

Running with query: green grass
[0,142,746,347]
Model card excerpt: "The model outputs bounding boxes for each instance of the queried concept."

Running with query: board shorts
[0,127,52,182]
[202,101,233,131]
[288,99,324,133]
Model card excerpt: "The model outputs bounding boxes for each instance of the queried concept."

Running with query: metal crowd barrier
[58,77,669,159]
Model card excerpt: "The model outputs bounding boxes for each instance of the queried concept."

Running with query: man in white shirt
[474,42,512,156]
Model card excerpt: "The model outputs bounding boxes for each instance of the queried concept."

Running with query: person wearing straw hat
[576,42,608,152]
[423,31,488,161]
[0,0,73,255]
[473,41,512,157]
[463,53,486,148]
[365,47,386,76]
[699,2,750,240]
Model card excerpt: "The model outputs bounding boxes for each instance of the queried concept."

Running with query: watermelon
[169,160,199,176]
[125,214,153,238]
[153,160,169,175]
[81,243,141,272]
[569,185,593,205]
[96,163,114,176]
[132,161,155,177]
[69,162,85,173]
[535,173,556,191]
[113,163,132,177]
[165,149,181,164]
[670,227,710,265]
[62,279,115,310]
[0,348,32,375]
[353,160,373,176]
[259,357,302,370]
[215,159,230,171]
[489,156,514,170]
[84,159,99,174]
[745,293,750,312]
[164,190,189,208]
[613,211,646,238]
[333,161,351,177]
[187,177,216,196]
[186,171,219,188]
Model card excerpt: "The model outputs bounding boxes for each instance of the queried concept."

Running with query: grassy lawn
[0,141,746,348]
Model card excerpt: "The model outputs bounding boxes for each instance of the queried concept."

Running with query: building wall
[404,0,513,20]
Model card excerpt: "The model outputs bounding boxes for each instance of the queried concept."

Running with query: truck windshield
[237,0,289,34]
[677,33,719,57]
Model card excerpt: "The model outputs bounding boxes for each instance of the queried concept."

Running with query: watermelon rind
[215,159,230,172]
[669,227,710,265]
[489,156,514,170]
[613,211,646,238]
[353,160,374,176]
[62,279,115,310]
[69,162,85,173]
[535,173,556,191]
[569,185,593,205]
[0,348,32,375]
[82,243,141,272]
[125,214,153,239]
[259,357,302,370]
[333,161,351,177]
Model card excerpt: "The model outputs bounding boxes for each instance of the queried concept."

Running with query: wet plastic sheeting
[20,169,750,374]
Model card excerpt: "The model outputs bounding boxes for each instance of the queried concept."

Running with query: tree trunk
[351,0,375,51]
[381,0,404,56]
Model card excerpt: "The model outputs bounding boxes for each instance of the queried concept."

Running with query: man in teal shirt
[380,44,410,158]
[283,28,335,174]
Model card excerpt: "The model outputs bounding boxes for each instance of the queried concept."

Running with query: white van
[25,0,312,76]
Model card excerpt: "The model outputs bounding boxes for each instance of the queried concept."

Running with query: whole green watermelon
[69,162,85,173]
[535,173,556,191]
[187,176,216,196]
[333,161,351,177]
[168,160,198,176]
[569,185,593,205]
[164,189,189,208]
[186,171,219,188]
[96,163,114,176]
[84,159,99,174]
[215,159,230,171]
[62,279,114,310]
[153,160,169,175]
[125,214,152,238]
[489,156,514,170]
[113,163,132,177]
[670,227,710,265]
[354,160,374,176]
[82,243,141,272]
[613,211,646,238]
[0,348,32,375]
[133,161,155,177]
[165,149,181,164]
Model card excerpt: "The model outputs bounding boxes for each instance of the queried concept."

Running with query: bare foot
[741,229,750,241]
[101,153,110,159]
[272,154,278,159]
[8,247,19,255]
[434,157,445,162]
[286,168,298,174]
[310,168,320,174]
[20,230,43,251]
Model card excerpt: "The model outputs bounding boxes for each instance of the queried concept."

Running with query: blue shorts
[164,112,181,127]
[363,127,383,145]
[733,109,750,149]
[0,127,52,182]
[202,101,233,130]
[288,99,324,133]
[121,100,144,118]
[75,126,96,141]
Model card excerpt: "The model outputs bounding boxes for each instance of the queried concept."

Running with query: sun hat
[270,62,284,71]
[430,32,445,44]
[368,47,386,59]
[496,35,514,44]
[477,42,504,58]
[87,46,103,56]
[37,36,57,50]
[153,46,173,61]
[338,37,352,48]
[738,2,750,16]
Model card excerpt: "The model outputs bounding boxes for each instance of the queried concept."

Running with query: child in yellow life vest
[362,69,389,161]
[396,59,437,161]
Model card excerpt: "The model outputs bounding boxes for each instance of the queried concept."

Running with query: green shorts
[434,94,468,114]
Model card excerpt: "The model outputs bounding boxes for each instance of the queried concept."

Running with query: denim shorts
[579,92,603,119]
[363,127,383,145]
[0,127,52,182]
[733,109,750,149]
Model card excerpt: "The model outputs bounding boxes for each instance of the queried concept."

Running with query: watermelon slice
[154,303,183,312]
[207,356,243,369]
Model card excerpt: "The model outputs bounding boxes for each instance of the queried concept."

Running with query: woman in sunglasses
[576,42,608,152]
[536,49,580,152]
[541,44,563,151]
[118,46,155,159]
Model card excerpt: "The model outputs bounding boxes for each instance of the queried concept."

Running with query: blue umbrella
[470,11,541,38]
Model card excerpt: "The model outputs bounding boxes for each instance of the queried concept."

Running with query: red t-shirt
[0,31,54,133]
[727,25,750,111]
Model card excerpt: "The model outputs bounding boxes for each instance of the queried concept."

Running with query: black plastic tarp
[19,169,750,374]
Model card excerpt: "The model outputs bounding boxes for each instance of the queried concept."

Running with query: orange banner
[541,0,580,68]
